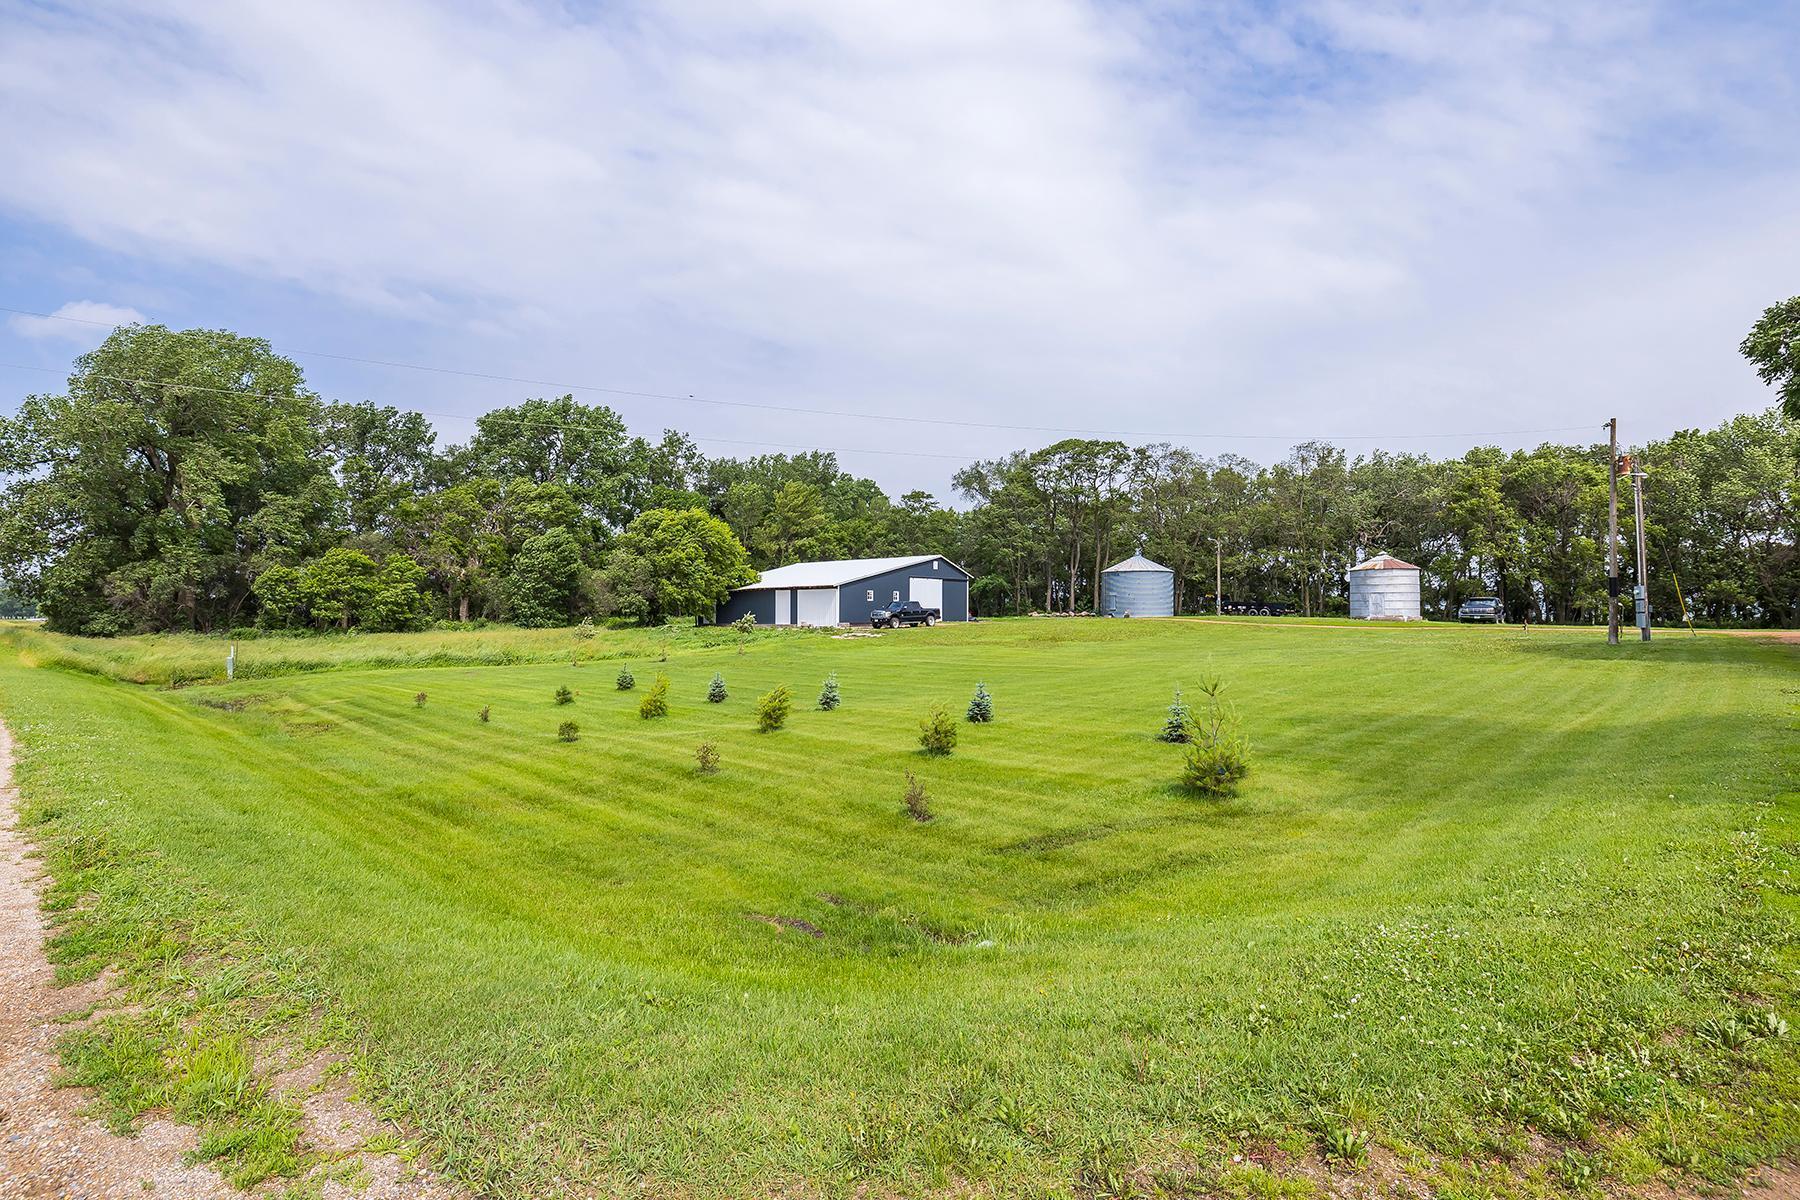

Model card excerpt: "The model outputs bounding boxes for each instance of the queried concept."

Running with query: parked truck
[870,599,940,628]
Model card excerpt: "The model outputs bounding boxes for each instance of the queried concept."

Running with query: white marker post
[226,643,236,681]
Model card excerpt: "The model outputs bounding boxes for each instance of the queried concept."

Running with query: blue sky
[2,0,1796,496]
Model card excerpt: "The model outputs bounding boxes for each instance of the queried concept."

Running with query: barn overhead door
[773,589,792,625]
[796,588,838,626]
[909,577,943,613]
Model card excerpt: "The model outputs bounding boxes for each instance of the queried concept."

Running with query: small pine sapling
[557,721,580,743]
[707,672,728,703]
[478,706,490,723]
[918,704,957,755]
[1181,677,1251,796]
[639,674,670,719]
[817,673,841,711]
[755,684,793,732]
[414,691,428,708]
[1159,687,1192,743]
[695,741,720,775]
[903,770,933,822]
[616,665,636,691]
[966,682,993,723]
[554,685,574,705]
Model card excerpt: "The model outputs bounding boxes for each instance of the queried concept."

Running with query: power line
[0,303,1603,444]
[0,362,978,463]
[696,434,970,462]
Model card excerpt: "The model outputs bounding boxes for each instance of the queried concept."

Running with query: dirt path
[1742,1163,1800,1198]
[0,719,238,1199]
[0,718,463,1199]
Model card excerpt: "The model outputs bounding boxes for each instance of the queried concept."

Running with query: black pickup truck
[870,599,939,628]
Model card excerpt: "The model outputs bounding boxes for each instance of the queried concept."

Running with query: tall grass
[0,619,799,687]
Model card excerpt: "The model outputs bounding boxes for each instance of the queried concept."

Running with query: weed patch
[195,695,265,712]
[903,771,934,822]
[747,914,824,938]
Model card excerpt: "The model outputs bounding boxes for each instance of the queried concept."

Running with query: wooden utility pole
[1215,539,1222,615]
[1606,418,1620,645]
[1630,456,1651,641]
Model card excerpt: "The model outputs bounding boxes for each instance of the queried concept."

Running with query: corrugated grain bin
[1100,553,1175,617]
[1347,555,1422,620]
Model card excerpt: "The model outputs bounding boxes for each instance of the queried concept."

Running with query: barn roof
[733,554,969,591]
[1101,553,1172,574]
[1349,555,1422,572]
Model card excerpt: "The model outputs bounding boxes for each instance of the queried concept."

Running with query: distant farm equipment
[1218,598,1297,617]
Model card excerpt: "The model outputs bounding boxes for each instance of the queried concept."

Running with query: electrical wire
[1643,470,1700,635]
[0,304,1605,444]
[0,362,978,463]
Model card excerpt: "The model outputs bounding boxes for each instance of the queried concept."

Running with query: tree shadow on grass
[1505,633,1786,667]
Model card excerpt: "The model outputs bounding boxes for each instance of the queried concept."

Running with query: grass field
[0,618,759,686]
[1,617,1795,1198]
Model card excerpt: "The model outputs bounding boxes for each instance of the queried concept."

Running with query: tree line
[1,304,1795,635]
[967,419,1796,624]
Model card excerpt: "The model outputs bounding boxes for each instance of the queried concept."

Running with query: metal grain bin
[1100,553,1174,617]
[1347,555,1422,620]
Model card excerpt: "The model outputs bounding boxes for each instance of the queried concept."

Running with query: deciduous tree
[0,324,336,633]
[602,507,754,623]
[1742,297,1800,420]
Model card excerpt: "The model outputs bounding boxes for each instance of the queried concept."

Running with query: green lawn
[2,618,1795,1198]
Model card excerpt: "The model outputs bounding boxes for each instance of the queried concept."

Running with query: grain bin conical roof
[1102,553,1171,573]
[1348,554,1421,572]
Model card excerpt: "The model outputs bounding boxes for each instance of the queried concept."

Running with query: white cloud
[8,300,147,342]
[0,0,1794,483]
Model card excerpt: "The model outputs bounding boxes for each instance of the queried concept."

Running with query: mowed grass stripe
[292,664,1203,897]
[236,684,1045,954]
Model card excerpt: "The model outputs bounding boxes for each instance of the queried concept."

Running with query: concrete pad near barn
[713,555,972,627]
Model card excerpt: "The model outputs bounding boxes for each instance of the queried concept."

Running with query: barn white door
[909,577,943,613]
[796,588,837,626]
[773,589,792,625]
